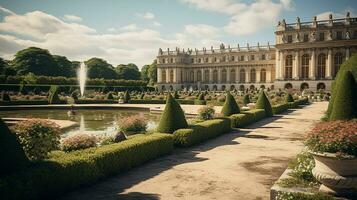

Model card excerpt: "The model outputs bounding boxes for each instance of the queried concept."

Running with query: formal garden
[0,49,356,200]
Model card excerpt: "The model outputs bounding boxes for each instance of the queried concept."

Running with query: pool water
[0,109,160,137]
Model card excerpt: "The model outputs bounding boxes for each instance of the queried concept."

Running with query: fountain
[78,62,87,97]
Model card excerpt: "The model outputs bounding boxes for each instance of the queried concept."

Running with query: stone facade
[157,13,357,91]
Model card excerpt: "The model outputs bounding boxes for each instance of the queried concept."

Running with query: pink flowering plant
[15,119,61,160]
[61,134,97,152]
[305,120,357,156]
[118,115,148,134]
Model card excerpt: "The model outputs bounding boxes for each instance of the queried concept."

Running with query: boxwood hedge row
[0,133,173,200]
[230,109,266,128]
[173,118,231,147]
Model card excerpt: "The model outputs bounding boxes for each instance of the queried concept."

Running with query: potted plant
[305,120,357,196]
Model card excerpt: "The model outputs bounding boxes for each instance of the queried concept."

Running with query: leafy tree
[141,64,150,81]
[157,93,188,133]
[0,57,15,75]
[53,55,76,77]
[85,57,117,79]
[48,85,61,104]
[116,63,141,80]
[12,47,59,76]
[148,60,157,85]
[221,91,240,116]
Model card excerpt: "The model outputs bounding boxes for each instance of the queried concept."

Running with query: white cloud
[183,24,219,38]
[0,6,16,15]
[181,0,292,35]
[64,14,82,22]
[152,21,162,27]
[120,23,138,31]
[135,12,155,20]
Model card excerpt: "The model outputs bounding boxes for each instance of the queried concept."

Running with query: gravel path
[59,102,328,200]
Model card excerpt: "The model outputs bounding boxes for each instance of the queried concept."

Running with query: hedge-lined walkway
[60,102,328,200]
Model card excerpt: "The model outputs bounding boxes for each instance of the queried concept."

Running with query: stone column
[173,68,177,83]
[193,69,197,82]
[275,51,280,80]
[256,68,261,83]
[218,68,222,83]
[293,51,300,79]
[157,68,162,83]
[266,68,272,83]
[201,68,204,83]
[346,48,350,60]
[209,68,213,83]
[280,51,285,79]
[309,50,316,79]
[326,49,332,79]
[166,68,170,83]
[245,67,250,83]
[236,66,239,83]
[226,67,230,83]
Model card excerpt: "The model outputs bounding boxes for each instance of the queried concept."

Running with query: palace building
[157,13,357,91]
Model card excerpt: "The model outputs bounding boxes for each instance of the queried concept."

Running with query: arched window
[301,54,309,79]
[162,70,166,83]
[285,55,293,79]
[230,69,236,83]
[221,69,227,83]
[260,69,266,82]
[333,52,343,78]
[204,70,209,83]
[197,70,202,82]
[213,70,218,83]
[250,69,256,83]
[317,53,326,79]
[189,70,194,82]
[169,70,174,83]
[240,69,246,83]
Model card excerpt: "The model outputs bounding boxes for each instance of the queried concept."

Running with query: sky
[0,0,356,68]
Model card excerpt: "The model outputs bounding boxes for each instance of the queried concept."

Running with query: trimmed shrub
[255,91,273,117]
[0,133,173,200]
[197,106,215,120]
[173,118,231,147]
[118,115,148,134]
[1,91,11,101]
[48,85,61,104]
[71,91,78,100]
[157,93,188,133]
[198,93,205,100]
[106,92,114,100]
[173,91,179,99]
[221,91,240,116]
[74,99,116,104]
[285,93,294,103]
[0,118,30,175]
[14,119,61,161]
[230,109,266,128]
[329,71,357,120]
[272,103,289,114]
[123,90,131,103]
[61,134,97,152]
[243,94,250,105]
[129,99,165,104]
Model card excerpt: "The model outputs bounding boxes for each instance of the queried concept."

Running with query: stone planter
[311,151,357,196]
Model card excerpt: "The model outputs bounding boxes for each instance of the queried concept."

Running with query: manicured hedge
[128,99,206,105]
[0,133,173,200]
[74,99,117,104]
[230,109,266,128]
[173,118,231,147]
[0,100,49,106]
[272,103,289,114]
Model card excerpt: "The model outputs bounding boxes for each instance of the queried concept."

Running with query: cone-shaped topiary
[1,91,11,102]
[156,93,188,133]
[285,93,294,103]
[71,91,78,100]
[198,93,205,100]
[0,118,29,175]
[243,94,250,105]
[221,91,240,116]
[256,91,273,117]
[106,92,114,100]
[329,71,357,120]
[123,90,131,103]
[173,91,179,99]
[48,85,61,104]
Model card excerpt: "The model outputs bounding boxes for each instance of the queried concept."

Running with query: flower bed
[0,133,173,200]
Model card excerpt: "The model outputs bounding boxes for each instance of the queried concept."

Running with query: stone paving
[57,102,327,200]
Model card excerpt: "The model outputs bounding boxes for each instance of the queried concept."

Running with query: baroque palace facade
[157,13,357,91]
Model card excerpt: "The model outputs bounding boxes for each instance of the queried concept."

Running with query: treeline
[0,47,157,84]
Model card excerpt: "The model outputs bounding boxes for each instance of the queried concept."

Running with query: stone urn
[311,151,357,196]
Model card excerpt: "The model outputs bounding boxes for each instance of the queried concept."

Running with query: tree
[0,118,30,175]
[141,64,150,81]
[157,93,188,133]
[148,60,157,85]
[221,91,240,116]
[116,63,141,80]
[53,55,76,77]
[48,85,61,104]
[329,71,357,120]
[85,58,117,79]
[0,57,15,75]
[256,91,273,117]
[12,47,59,76]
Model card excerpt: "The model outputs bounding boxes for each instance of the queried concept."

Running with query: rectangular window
[262,54,266,60]
[205,58,208,63]
[191,58,194,63]
[287,35,293,43]
[336,31,342,40]
[303,34,309,42]
[250,55,255,61]
[240,55,245,61]
[319,32,325,41]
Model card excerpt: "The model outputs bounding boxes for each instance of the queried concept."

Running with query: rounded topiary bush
[118,115,148,134]
[106,92,114,100]
[157,93,188,133]
[256,91,273,117]
[198,93,205,100]
[285,93,294,103]
[14,119,61,160]
[1,91,11,102]
[61,134,97,152]
[198,106,215,120]
[0,118,29,175]
[221,91,240,116]
[329,71,357,120]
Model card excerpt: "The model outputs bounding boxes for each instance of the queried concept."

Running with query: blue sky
[0,0,355,67]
